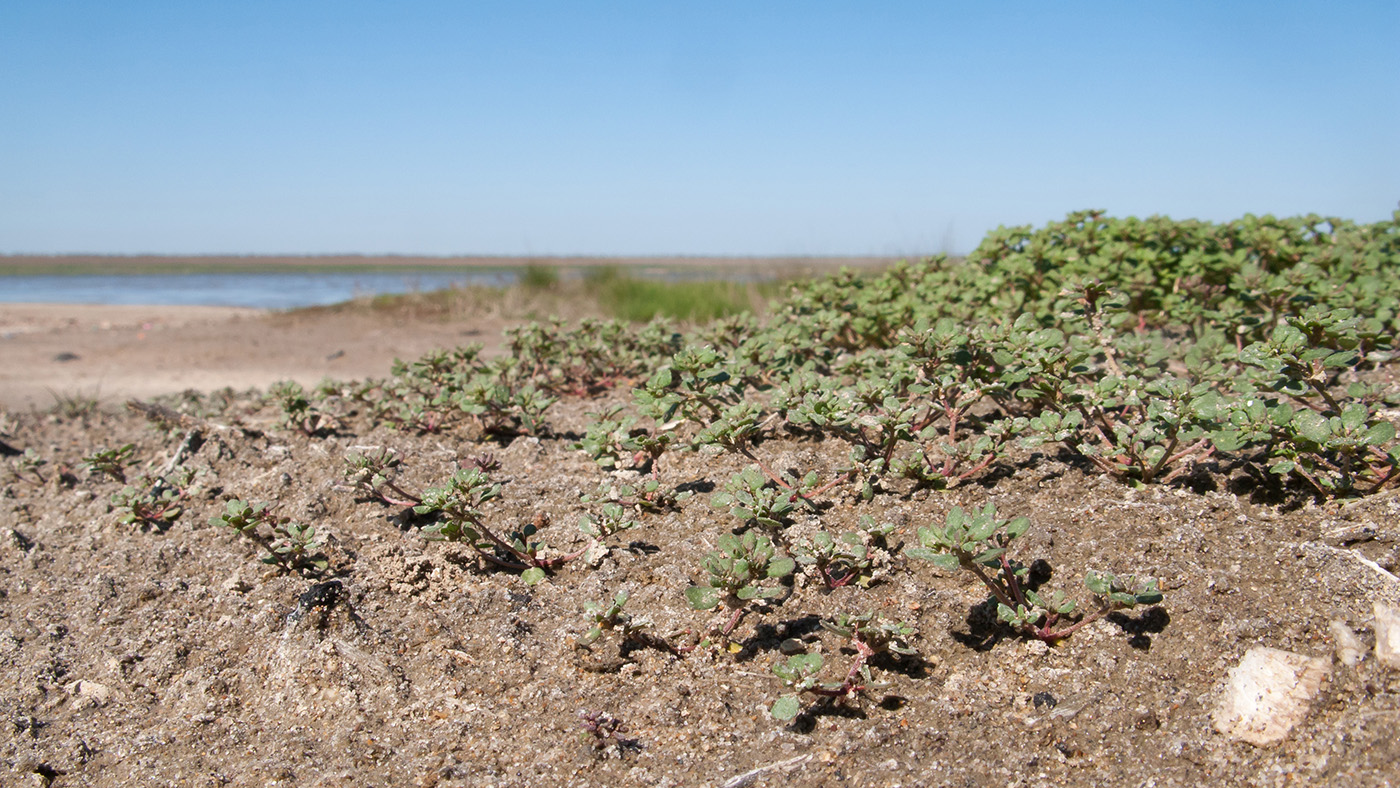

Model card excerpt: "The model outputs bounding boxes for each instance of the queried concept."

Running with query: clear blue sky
[2,1,1396,256]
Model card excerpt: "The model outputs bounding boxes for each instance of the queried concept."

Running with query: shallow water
[0,270,520,309]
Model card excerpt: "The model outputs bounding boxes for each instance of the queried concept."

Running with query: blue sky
[2,1,1396,256]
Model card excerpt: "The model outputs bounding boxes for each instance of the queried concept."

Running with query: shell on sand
[1212,646,1330,747]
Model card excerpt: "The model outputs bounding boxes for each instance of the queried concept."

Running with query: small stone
[1212,646,1330,747]
[1328,620,1363,667]
[779,638,806,655]
[1134,710,1161,731]
[65,680,113,708]
[1375,602,1400,670]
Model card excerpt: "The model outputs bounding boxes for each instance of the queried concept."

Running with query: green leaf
[1084,571,1111,595]
[770,695,802,721]
[685,586,720,610]
[907,548,959,571]
[972,547,1006,565]
[768,556,796,578]
[1005,517,1031,539]
[1365,420,1396,445]
[1292,410,1331,445]
[521,567,546,586]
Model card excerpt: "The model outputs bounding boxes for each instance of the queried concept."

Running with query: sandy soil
[0,303,507,411]
[2,298,1399,787]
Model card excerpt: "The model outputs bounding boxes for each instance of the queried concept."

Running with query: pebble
[66,679,114,708]
[1328,620,1364,667]
[1212,646,1330,747]
[1375,602,1400,671]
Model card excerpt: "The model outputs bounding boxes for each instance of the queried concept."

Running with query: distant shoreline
[0,254,905,276]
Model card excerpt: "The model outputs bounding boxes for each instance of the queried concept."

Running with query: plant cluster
[317,208,1397,724]
[413,467,588,585]
[908,504,1161,641]
[770,612,918,721]
[82,443,137,483]
[209,498,328,573]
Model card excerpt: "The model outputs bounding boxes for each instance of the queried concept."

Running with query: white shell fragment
[65,679,114,708]
[1375,602,1400,670]
[1328,620,1363,667]
[1212,646,1331,747]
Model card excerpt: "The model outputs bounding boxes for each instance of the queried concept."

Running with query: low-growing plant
[209,498,328,573]
[82,443,136,483]
[414,468,584,584]
[112,467,197,530]
[112,483,183,528]
[710,465,802,530]
[907,504,1163,641]
[48,388,100,421]
[575,407,675,473]
[269,381,337,436]
[343,447,421,506]
[11,448,48,485]
[454,378,557,438]
[577,502,639,539]
[581,477,691,513]
[1059,374,1222,486]
[791,518,895,589]
[685,531,795,637]
[769,611,918,721]
[577,709,638,757]
[1221,398,1400,495]
[579,590,649,646]
[634,345,744,426]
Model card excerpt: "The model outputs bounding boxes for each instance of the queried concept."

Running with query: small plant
[1273,404,1398,495]
[209,498,328,573]
[1060,374,1222,486]
[112,483,184,529]
[343,447,421,506]
[769,612,917,721]
[1219,396,1400,496]
[48,388,100,421]
[907,504,1163,641]
[577,710,638,757]
[685,531,795,637]
[821,611,919,656]
[578,502,639,540]
[269,381,336,436]
[575,408,675,474]
[581,477,691,513]
[415,468,584,584]
[580,590,649,646]
[82,443,137,483]
[11,448,48,485]
[711,465,802,530]
[791,518,894,590]
[634,345,743,426]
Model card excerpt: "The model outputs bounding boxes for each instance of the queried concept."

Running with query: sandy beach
[0,301,507,410]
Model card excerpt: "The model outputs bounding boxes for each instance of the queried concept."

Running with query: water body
[0,269,524,309]
[0,265,791,310]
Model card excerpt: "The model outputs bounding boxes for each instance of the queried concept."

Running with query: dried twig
[719,753,813,788]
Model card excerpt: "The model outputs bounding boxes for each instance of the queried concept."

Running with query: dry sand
[0,302,506,411]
